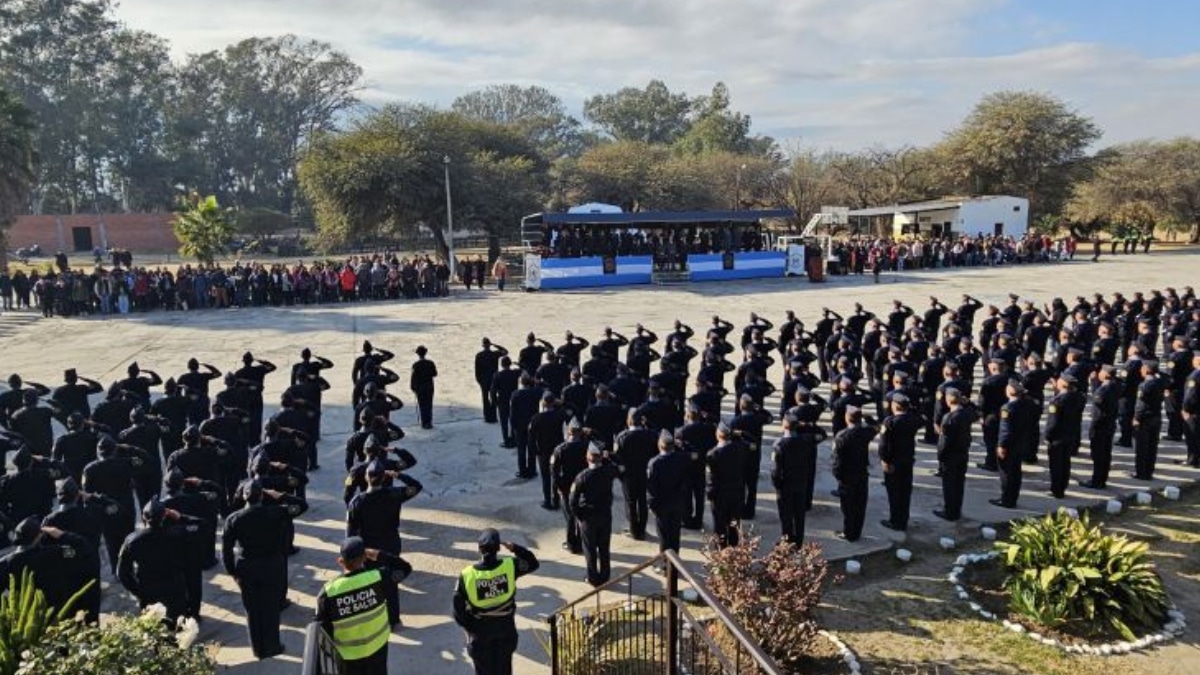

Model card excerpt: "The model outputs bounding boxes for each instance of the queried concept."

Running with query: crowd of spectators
[0,252,507,318]
[538,224,765,260]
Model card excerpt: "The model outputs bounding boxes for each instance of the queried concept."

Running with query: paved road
[1,248,1197,673]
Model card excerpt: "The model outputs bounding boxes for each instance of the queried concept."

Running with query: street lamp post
[734,163,747,211]
[443,155,455,279]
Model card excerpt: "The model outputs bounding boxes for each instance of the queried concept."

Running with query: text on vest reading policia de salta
[335,588,381,617]
[475,576,511,600]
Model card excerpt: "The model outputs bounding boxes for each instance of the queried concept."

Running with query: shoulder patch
[1001,409,1010,419]
[1048,405,1057,413]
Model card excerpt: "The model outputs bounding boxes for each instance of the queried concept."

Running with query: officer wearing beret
[453,529,539,675]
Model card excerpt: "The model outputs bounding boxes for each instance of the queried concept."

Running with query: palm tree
[0,87,37,271]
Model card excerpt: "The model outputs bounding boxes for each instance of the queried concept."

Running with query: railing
[547,551,784,675]
[301,622,342,675]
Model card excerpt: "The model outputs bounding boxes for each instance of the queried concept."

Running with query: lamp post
[443,155,455,279]
[734,163,747,211]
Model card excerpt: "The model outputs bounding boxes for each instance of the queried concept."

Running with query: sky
[115,0,1200,151]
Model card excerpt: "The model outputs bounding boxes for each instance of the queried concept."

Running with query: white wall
[957,197,1029,238]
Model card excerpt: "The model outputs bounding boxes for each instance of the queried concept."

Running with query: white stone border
[818,629,862,674]
[947,550,1188,655]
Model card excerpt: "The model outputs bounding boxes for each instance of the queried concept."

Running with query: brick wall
[6,213,180,253]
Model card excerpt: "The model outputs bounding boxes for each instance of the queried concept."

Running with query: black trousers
[883,464,913,529]
[513,426,532,474]
[184,560,203,618]
[237,557,287,659]
[654,509,682,553]
[741,448,761,518]
[103,507,135,573]
[579,516,612,586]
[685,465,705,527]
[838,478,868,541]
[1183,415,1200,466]
[479,384,497,423]
[1047,441,1071,497]
[1134,420,1161,479]
[1089,421,1116,486]
[622,476,648,538]
[982,419,999,468]
[559,489,580,552]
[467,633,518,675]
[343,648,388,675]
[777,490,807,544]
[537,455,552,503]
[497,404,512,443]
[711,496,740,547]
[941,462,967,519]
[1167,393,1184,439]
[1118,399,1136,445]
[999,456,1023,507]
[415,387,434,427]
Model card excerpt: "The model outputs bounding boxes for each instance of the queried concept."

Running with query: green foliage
[0,86,36,237]
[236,207,292,239]
[173,193,234,264]
[0,570,90,675]
[17,608,215,675]
[997,509,1169,640]
[704,528,829,669]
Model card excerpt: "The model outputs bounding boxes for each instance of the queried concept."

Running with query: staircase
[652,269,691,285]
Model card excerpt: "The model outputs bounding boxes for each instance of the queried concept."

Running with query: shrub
[16,605,215,675]
[996,508,1169,640]
[0,570,89,675]
[704,528,830,669]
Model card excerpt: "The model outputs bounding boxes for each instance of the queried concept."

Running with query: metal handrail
[301,621,342,675]
[549,553,665,616]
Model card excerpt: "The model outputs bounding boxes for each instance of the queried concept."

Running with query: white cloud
[113,0,1199,150]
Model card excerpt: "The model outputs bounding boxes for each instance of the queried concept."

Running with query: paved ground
[1,248,1197,674]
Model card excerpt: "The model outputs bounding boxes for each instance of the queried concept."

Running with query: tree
[936,90,1101,218]
[299,105,542,257]
[673,82,775,157]
[1067,138,1200,243]
[0,86,36,271]
[583,80,693,145]
[452,84,590,160]
[235,207,291,240]
[173,193,233,264]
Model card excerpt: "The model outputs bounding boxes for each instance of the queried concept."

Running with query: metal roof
[522,208,796,227]
[847,196,1019,218]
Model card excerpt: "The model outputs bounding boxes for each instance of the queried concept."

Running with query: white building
[846,196,1030,239]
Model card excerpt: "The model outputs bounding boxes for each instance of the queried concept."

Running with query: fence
[547,551,784,675]
[301,622,342,675]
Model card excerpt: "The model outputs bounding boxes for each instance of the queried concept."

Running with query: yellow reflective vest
[461,558,517,613]
[322,569,389,661]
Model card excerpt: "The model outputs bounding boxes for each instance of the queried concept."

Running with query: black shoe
[540,501,557,511]
[1127,472,1151,480]
[976,463,998,472]
[831,488,842,498]
[934,470,944,477]
[257,646,285,660]
[289,545,301,556]
[1078,480,1104,489]
[988,498,1015,509]
[833,531,848,540]
[1166,436,1184,442]
[309,463,320,471]
[279,598,293,610]
[933,509,958,521]
[1048,491,1064,499]
[682,520,702,530]
[1022,458,1038,465]
[880,520,904,531]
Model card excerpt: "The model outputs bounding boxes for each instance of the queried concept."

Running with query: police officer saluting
[453,528,540,675]
[315,536,397,675]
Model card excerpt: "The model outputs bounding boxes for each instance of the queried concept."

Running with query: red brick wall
[6,213,180,253]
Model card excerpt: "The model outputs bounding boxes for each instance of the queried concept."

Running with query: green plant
[0,570,90,675]
[174,193,234,265]
[16,606,215,675]
[996,509,1169,640]
[704,528,830,669]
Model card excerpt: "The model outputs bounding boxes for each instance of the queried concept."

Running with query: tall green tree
[173,193,233,264]
[0,86,36,270]
[936,90,1100,217]
[583,79,693,145]
[673,82,775,157]
[298,105,541,257]
[452,84,592,160]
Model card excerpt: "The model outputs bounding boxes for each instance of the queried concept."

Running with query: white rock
[1135,492,1152,505]
[845,560,862,575]
[1041,637,1057,647]
[958,591,970,600]
[1002,620,1013,629]
[1167,609,1184,620]
[1029,632,1042,641]
[1100,645,1113,656]
[955,554,969,566]
[969,602,982,612]
[1113,644,1131,654]
[1106,499,1123,514]
[1064,507,1080,519]
[981,526,998,540]
[1011,624,1026,634]
[981,611,995,620]
[681,589,699,603]
[952,565,965,574]
[843,652,856,664]
[1162,485,1180,500]
[940,537,957,550]
[896,548,913,562]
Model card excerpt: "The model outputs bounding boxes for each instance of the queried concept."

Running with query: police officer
[82,435,147,572]
[42,478,111,621]
[730,394,774,519]
[178,359,222,424]
[51,368,103,420]
[550,421,589,549]
[234,351,277,435]
[151,378,191,458]
[315,537,397,675]
[1044,374,1086,498]
[1131,360,1167,480]
[647,431,688,554]
[676,404,716,530]
[410,345,438,429]
[1179,351,1200,468]
[51,413,105,483]
[612,412,657,540]
[934,388,977,521]
[878,393,922,531]
[770,414,825,544]
[832,407,876,542]
[991,380,1040,509]
[346,461,422,627]
[509,375,543,479]
[475,339,508,424]
[976,358,1009,471]
[9,390,54,456]
[490,357,520,448]
[0,518,96,619]
[222,480,309,659]
[706,422,747,548]
[117,500,201,624]
[120,407,164,505]
[570,444,619,587]
[1080,365,1122,488]
[452,528,540,675]
[0,447,59,521]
